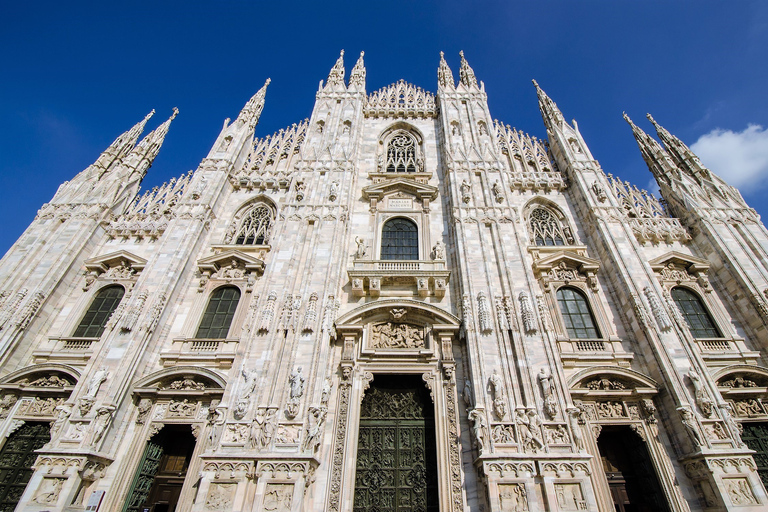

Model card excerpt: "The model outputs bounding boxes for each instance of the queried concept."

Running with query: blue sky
[2,1,767,254]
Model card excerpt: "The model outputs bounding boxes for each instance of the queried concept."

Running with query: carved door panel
[354,377,438,512]
[123,438,164,512]
[0,422,50,512]
[741,422,768,487]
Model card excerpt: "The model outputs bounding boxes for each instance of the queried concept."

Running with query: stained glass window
[195,286,241,339]
[73,286,125,338]
[381,218,418,260]
[557,287,600,339]
[671,287,721,338]
[235,204,274,245]
[529,207,566,246]
[386,133,417,173]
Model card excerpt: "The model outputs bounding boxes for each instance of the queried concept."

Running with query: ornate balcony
[348,260,450,298]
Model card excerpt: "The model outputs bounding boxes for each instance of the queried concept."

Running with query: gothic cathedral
[0,51,767,512]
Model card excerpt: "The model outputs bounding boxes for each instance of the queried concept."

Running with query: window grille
[529,207,566,246]
[195,287,241,339]
[73,286,125,338]
[556,287,600,339]
[381,218,418,260]
[235,204,273,245]
[386,133,417,173]
[671,287,721,338]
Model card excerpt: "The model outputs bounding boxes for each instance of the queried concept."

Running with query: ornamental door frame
[567,367,689,512]
[109,367,226,512]
[328,300,464,512]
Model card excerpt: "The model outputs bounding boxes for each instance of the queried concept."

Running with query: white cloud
[690,124,768,192]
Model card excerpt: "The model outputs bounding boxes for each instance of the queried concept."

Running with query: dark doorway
[741,422,768,487]
[354,374,438,512]
[597,426,670,512]
[0,422,50,512]
[123,424,197,512]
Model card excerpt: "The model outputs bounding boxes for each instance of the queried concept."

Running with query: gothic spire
[623,112,676,186]
[128,108,179,168]
[114,110,155,151]
[646,113,711,183]
[438,51,455,89]
[532,80,566,130]
[326,50,346,87]
[458,50,478,88]
[236,79,271,130]
[349,51,366,88]
[91,110,156,175]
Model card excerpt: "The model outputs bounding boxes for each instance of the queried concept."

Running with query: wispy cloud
[690,124,768,193]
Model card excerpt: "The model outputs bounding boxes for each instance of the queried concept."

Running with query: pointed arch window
[556,287,600,339]
[529,207,567,246]
[671,287,721,338]
[235,203,274,245]
[195,286,241,339]
[73,285,125,338]
[386,132,417,173]
[381,218,418,260]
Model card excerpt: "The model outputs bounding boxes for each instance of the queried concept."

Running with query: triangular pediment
[648,251,709,273]
[532,250,600,275]
[362,177,438,201]
[197,249,265,274]
[84,250,147,274]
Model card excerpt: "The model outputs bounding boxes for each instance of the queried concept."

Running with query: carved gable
[361,178,438,213]
[532,251,600,290]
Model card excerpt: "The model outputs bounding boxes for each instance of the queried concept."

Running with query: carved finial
[458,50,478,88]
[145,109,156,120]
[622,111,635,126]
[327,50,346,87]
[235,79,270,129]
[349,51,366,88]
[531,79,565,128]
[438,51,454,88]
[170,107,179,120]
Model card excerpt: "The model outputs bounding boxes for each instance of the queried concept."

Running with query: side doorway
[596,426,670,512]
[124,424,197,512]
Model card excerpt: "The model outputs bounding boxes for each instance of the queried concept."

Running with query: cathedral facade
[1,50,768,511]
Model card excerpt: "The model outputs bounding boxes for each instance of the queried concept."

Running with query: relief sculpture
[369,322,425,349]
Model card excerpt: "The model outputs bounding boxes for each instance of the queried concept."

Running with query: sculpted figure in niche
[354,237,366,259]
[289,367,305,400]
[467,408,488,454]
[431,241,445,260]
[488,369,507,420]
[678,407,705,447]
[85,368,108,398]
[463,379,473,410]
[370,322,425,349]
[241,366,259,400]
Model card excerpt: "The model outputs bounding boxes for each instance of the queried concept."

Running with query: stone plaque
[388,198,413,209]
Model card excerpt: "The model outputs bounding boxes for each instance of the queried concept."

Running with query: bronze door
[0,422,50,512]
[354,376,438,512]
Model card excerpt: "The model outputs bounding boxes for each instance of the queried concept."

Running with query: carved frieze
[369,322,425,349]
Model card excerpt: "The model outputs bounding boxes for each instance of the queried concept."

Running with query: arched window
[235,203,274,245]
[381,218,418,260]
[386,132,417,173]
[556,287,600,339]
[671,287,721,338]
[195,287,241,339]
[529,207,567,246]
[73,285,125,338]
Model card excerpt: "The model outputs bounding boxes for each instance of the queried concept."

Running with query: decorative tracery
[529,207,572,246]
[233,203,274,245]
[386,133,417,173]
